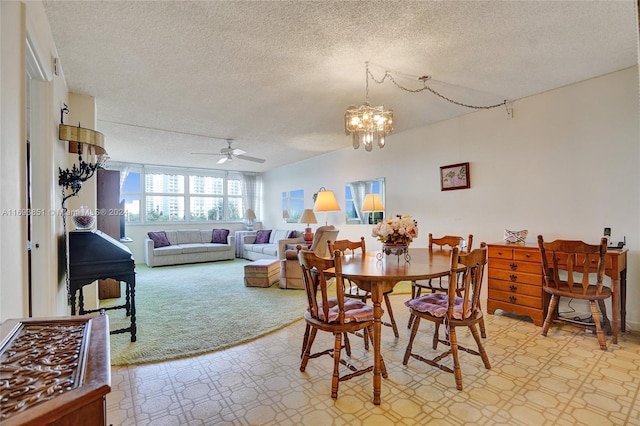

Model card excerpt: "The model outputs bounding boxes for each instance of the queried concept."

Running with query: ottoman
[244,259,280,287]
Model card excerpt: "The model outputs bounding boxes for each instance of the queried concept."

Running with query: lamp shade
[299,209,317,225]
[245,209,257,220]
[362,193,384,212]
[313,190,340,212]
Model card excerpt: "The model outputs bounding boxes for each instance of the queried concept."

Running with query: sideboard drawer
[489,258,541,274]
[488,288,542,309]
[514,249,541,263]
[488,278,542,297]
[488,269,541,286]
[488,246,513,260]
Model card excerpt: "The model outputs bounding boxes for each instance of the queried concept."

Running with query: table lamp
[361,193,384,224]
[299,209,317,243]
[313,187,340,226]
[244,209,257,230]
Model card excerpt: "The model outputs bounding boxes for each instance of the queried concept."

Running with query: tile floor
[107,296,640,426]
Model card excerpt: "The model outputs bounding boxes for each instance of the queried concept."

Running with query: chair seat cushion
[405,293,471,320]
[316,298,376,323]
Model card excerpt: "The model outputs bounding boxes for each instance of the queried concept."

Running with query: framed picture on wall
[440,162,470,191]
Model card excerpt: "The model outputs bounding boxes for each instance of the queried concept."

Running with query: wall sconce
[313,187,340,226]
[57,106,108,206]
[245,208,257,230]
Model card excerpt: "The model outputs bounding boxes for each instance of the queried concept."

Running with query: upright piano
[68,230,136,341]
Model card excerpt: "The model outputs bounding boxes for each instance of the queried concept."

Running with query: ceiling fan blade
[236,154,265,163]
[192,152,223,156]
[230,148,246,155]
[216,156,228,164]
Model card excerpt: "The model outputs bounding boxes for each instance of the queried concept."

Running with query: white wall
[264,67,640,330]
[1,1,29,320]
[0,1,94,321]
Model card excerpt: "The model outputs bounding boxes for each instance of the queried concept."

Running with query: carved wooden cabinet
[0,315,110,426]
[486,242,548,326]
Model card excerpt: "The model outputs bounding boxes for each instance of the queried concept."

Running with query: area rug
[101,260,307,366]
[101,259,414,366]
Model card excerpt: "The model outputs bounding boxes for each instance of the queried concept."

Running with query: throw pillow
[503,229,528,244]
[287,230,297,238]
[148,231,171,248]
[211,228,230,244]
[255,229,272,244]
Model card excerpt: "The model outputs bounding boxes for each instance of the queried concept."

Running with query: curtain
[242,173,261,217]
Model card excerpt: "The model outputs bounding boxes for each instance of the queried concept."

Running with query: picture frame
[440,162,470,191]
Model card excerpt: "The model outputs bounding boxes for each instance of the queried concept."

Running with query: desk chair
[329,238,399,339]
[403,243,490,391]
[537,235,611,350]
[298,249,387,399]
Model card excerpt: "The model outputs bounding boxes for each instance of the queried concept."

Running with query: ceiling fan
[192,139,265,164]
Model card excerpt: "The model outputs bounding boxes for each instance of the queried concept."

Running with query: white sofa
[242,229,303,261]
[145,229,235,267]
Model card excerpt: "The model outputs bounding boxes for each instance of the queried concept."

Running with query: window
[282,189,304,223]
[109,163,259,224]
[145,173,185,222]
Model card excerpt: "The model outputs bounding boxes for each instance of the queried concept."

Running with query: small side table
[235,230,256,258]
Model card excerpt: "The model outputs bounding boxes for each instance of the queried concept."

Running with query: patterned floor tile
[106,294,640,425]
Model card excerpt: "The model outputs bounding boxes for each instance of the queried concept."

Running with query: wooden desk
[487,242,628,343]
[331,248,453,405]
[0,315,111,425]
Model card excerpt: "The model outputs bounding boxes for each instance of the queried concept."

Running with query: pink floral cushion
[316,298,378,323]
[405,293,471,320]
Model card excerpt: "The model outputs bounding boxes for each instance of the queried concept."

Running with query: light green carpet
[102,259,308,366]
[101,259,413,366]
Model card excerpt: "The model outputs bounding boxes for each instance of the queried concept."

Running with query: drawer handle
[497,251,503,256]
[509,296,517,303]
[509,284,517,292]
[509,263,518,270]
[525,253,531,258]
[509,274,517,282]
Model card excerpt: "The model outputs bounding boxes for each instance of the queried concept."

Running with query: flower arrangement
[371,214,419,245]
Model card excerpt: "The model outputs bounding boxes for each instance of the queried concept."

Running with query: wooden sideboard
[487,242,628,338]
[487,242,548,326]
[0,315,111,426]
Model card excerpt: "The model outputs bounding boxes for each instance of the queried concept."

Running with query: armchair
[279,225,339,289]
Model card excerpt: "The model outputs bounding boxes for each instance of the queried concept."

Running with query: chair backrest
[448,242,487,320]
[537,235,607,297]
[298,249,347,324]
[429,233,473,252]
[328,237,366,256]
[310,225,339,258]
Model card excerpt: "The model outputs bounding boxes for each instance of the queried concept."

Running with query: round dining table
[328,247,455,405]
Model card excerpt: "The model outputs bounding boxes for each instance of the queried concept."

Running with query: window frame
[110,162,254,224]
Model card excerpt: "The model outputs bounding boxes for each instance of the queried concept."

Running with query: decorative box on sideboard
[487,242,549,326]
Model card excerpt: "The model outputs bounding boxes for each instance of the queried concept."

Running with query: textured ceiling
[42,1,638,173]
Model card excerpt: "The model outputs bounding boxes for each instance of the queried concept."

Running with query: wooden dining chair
[403,243,490,391]
[537,235,611,350]
[298,249,387,399]
[328,237,399,338]
[407,233,474,328]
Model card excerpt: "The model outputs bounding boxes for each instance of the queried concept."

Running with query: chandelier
[345,62,394,151]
